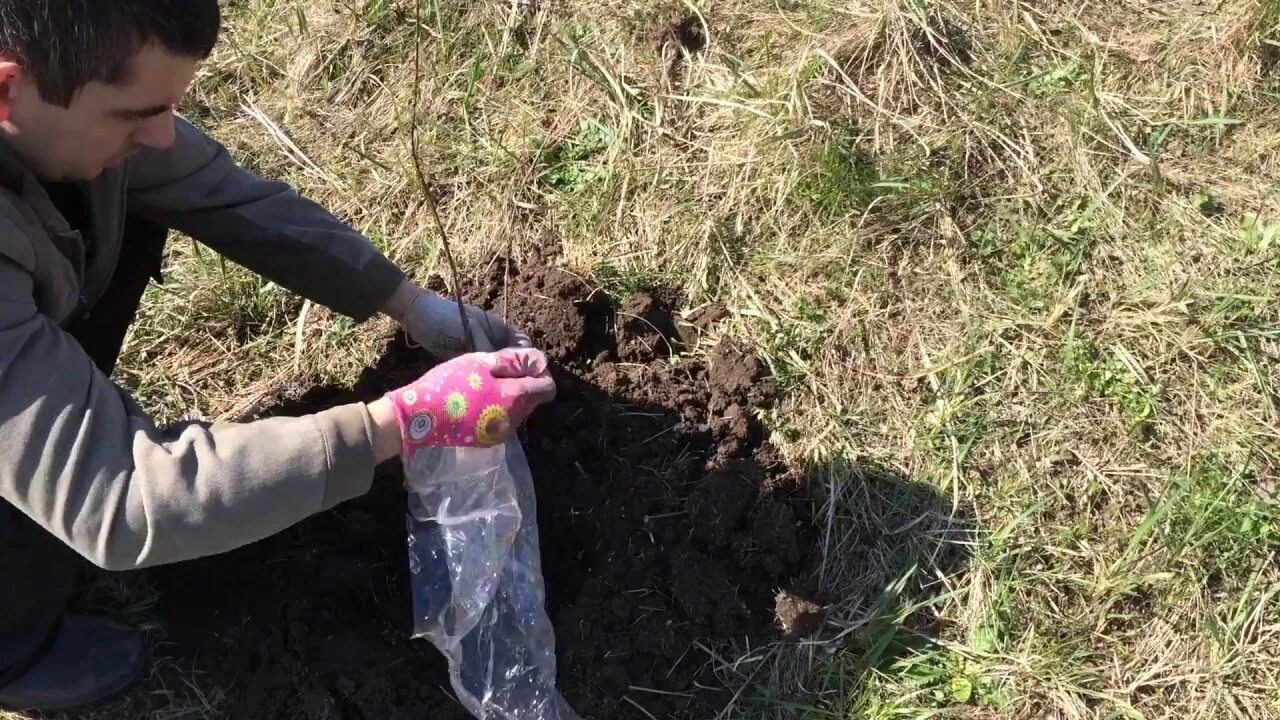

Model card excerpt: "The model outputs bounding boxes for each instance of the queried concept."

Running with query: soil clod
[775,590,826,637]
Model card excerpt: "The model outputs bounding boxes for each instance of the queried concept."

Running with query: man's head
[0,1,220,182]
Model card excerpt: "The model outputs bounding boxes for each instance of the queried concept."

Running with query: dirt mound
[148,253,816,719]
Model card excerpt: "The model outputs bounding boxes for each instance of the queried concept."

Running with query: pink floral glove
[387,348,556,456]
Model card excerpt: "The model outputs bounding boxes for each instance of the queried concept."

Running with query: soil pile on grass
[150,254,817,719]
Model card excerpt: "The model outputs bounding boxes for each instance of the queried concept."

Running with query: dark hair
[0,1,221,107]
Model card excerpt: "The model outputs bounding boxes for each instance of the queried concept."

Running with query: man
[0,1,541,711]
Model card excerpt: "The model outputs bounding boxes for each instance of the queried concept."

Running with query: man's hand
[367,349,555,463]
[386,282,529,357]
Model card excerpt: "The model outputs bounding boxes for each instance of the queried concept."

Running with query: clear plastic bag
[405,440,582,720]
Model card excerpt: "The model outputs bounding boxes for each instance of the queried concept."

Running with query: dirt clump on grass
[148,253,816,719]
[615,290,683,362]
[775,590,826,637]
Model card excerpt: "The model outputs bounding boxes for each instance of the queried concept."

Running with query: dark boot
[0,615,148,712]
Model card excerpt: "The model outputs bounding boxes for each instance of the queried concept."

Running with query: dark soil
[662,13,706,55]
[654,12,707,86]
[1261,38,1280,77]
[146,252,817,719]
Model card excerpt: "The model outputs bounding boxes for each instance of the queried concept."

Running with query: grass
[9,0,1280,718]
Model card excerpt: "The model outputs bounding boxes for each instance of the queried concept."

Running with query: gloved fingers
[508,325,533,349]
[469,375,553,448]
[486,348,550,379]
[465,308,499,352]
[405,291,470,358]
[527,374,558,403]
[501,374,557,413]
[470,306,530,350]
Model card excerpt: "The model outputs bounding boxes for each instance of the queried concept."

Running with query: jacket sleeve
[124,116,405,322]
[0,258,377,570]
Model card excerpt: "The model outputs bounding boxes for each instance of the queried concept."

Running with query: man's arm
[0,256,395,571]
[124,116,407,321]
[123,117,527,352]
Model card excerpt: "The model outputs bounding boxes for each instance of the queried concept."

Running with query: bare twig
[504,230,512,320]
[628,685,695,698]
[412,0,475,353]
[622,695,659,720]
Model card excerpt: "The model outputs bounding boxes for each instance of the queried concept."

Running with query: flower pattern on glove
[387,349,556,457]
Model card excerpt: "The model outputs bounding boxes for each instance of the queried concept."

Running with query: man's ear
[0,60,22,124]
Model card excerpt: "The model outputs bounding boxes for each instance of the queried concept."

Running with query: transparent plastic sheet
[405,440,582,720]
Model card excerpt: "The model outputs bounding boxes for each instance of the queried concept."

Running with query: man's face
[0,44,197,182]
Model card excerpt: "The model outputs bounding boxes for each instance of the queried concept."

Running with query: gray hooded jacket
[0,117,405,570]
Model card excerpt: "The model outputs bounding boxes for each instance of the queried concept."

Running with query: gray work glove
[403,290,530,357]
